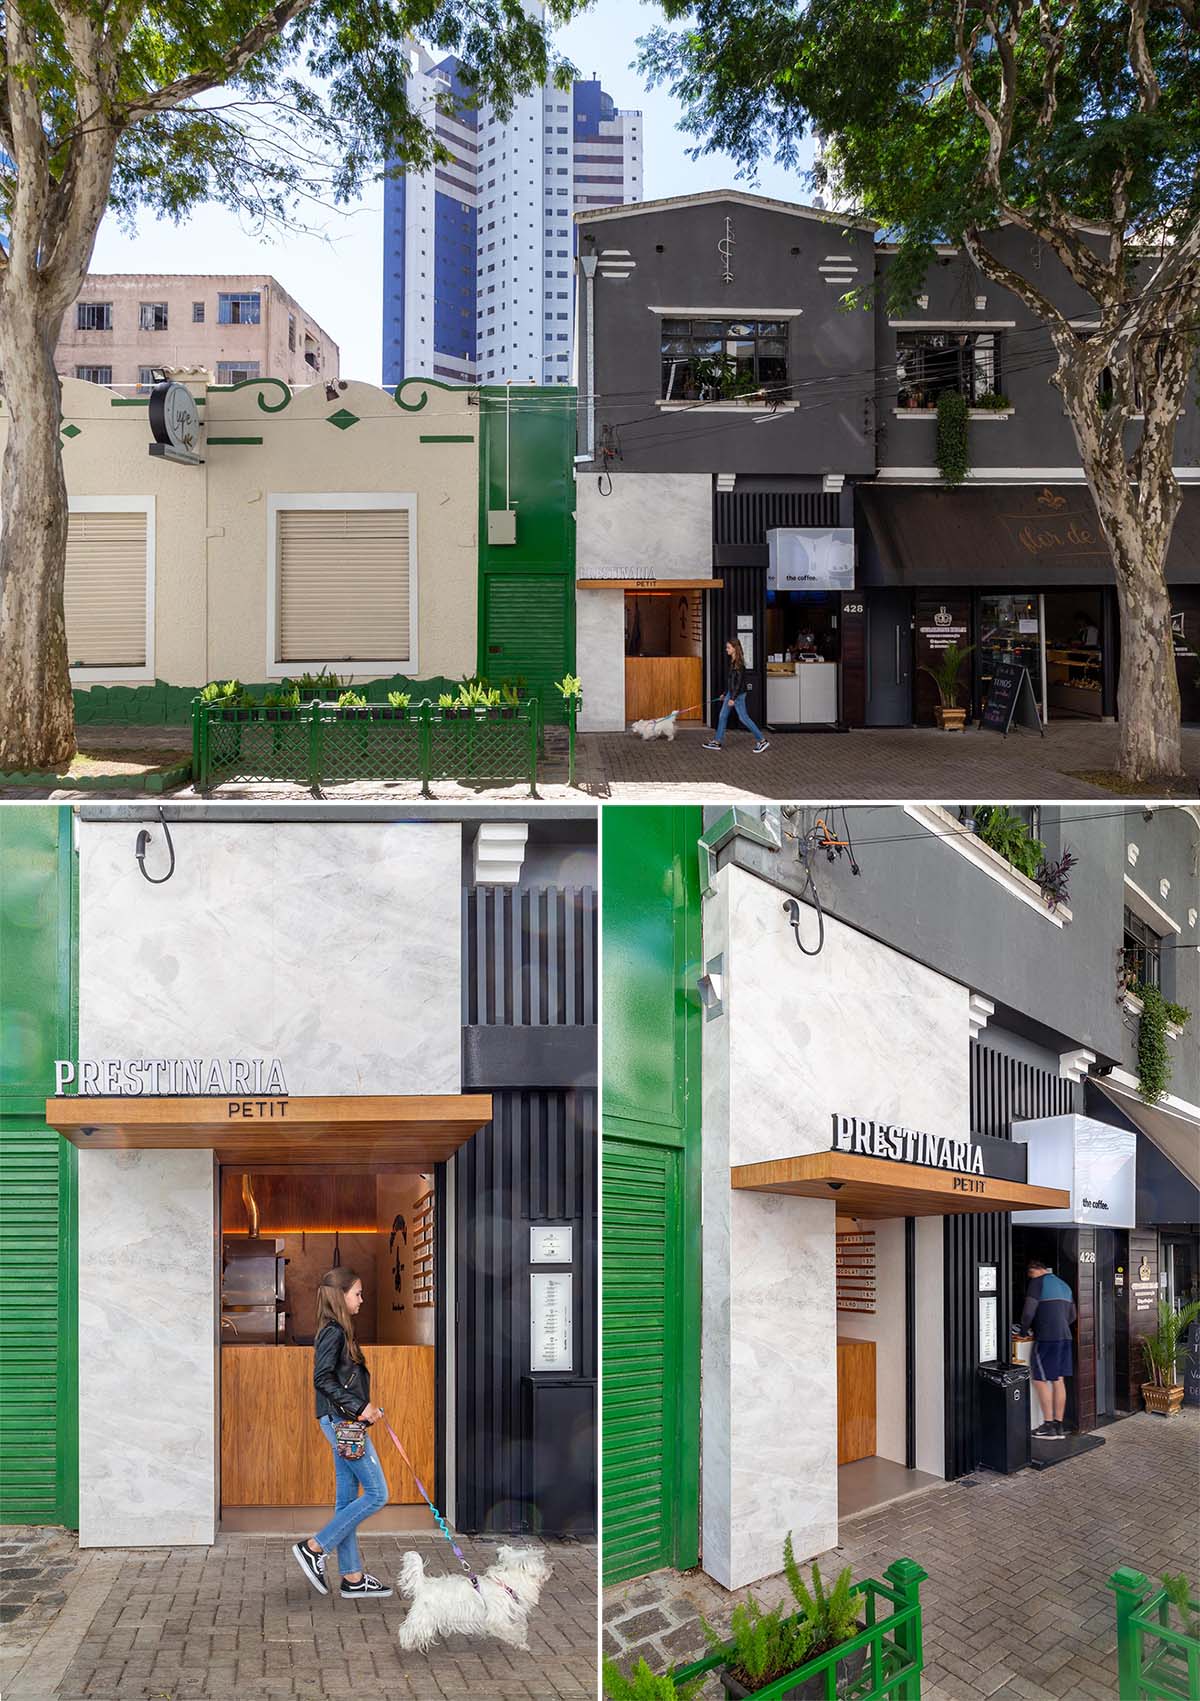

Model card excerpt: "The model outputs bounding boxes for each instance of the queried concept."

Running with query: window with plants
[1123,906,1162,989]
[896,328,1003,408]
[660,318,789,401]
[972,806,1076,911]
[1133,981,1192,1105]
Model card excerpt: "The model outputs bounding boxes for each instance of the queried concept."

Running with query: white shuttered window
[64,510,148,667]
[277,507,412,662]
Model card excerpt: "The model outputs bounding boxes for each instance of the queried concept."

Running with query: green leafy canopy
[1,0,589,241]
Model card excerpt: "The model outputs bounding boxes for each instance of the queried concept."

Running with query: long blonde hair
[314,1266,365,1363]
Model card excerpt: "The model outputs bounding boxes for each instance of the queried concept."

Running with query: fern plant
[601,1655,703,1701]
[1162,1573,1200,1642]
[783,1535,860,1656]
[702,1597,813,1690]
[972,806,1046,879]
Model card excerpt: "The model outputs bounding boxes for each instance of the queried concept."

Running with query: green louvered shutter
[602,1139,684,1581]
[481,576,573,720]
[0,1128,71,1520]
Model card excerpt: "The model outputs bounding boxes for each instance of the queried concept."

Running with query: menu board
[980,661,1044,738]
[836,1229,876,1314]
[530,1272,573,1371]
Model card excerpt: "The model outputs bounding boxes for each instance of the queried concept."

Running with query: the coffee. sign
[55,1057,288,1096]
[833,1113,985,1175]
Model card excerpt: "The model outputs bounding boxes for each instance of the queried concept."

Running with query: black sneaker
[753,739,770,753]
[340,1572,393,1599]
[1051,1421,1070,1439]
[291,1540,329,1595]
[1032,1421,1058,1439]
[701,740,723,751]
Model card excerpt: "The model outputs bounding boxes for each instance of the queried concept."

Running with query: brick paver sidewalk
[0,1531,597,1700]
[603,1409,1200,1700]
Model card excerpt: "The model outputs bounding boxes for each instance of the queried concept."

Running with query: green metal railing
[668,1559,927,1701]
[1111,1569,1200,1700]
[193,699,541,797]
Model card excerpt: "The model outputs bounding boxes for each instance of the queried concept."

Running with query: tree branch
[119,0,318,119]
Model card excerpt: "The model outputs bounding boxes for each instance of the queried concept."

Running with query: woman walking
[291,1267,393,1599]
[703,639,770,753]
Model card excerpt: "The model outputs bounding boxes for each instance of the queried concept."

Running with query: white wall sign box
[1011,1114,1136,1227]
[530,1272,573,1371]
[766,527,855,591]
[530,1225,573,1264]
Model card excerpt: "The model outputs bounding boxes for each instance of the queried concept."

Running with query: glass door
[977,593,1044,719]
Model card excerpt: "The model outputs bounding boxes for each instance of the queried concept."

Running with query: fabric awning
[1088,1074,1200,1188]
[856,483,1199,587]
[731,1150,1071,1218]
[47,1094,492,1166]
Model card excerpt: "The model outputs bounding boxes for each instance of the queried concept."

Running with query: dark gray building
[572,190,1200,733]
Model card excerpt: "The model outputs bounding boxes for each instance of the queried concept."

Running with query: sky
[87,1,816,385]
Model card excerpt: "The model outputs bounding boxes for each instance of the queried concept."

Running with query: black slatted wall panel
[944,1044,1081,1478]
[714,489,841,545]
[454,885,597,1536]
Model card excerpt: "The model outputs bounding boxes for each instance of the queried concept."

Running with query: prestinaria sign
[832,1112,985,1176]
[55,1058,289,1097]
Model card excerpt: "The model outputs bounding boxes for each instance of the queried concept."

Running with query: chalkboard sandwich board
[980,661,1045,738]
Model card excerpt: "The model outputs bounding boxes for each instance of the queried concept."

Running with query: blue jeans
[315,1416,389,1575]
[715,691,764,744]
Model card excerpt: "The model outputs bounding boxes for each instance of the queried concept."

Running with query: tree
[639,0,1199,783]
[0,0,581,770]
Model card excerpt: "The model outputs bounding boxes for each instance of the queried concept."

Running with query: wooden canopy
[47,1094,492,1166]
[731,1151,1071,1219]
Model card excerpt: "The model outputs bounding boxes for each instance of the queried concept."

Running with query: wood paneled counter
[836,1338,876,1465]
[625,656,702,723]
[221,1345,434,1506]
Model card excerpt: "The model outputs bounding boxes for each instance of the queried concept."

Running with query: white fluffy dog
[631,709,679,741]
[395,1544,551,1652]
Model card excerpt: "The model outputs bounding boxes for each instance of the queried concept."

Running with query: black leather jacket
[725,660,745,700]
[313,1322,371,1422]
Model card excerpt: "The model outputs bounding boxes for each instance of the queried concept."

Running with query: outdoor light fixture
[135,810,176,884]
[697,954,724,1020]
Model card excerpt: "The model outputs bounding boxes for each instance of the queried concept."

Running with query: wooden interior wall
[220,1172,382,1235]
[836,1339,876,1465]
[220,1345,433,1506]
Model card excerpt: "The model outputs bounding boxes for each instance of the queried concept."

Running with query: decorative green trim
[207,436,263,445]
[394,376,473,412]
[110,395,206,407]
[326,409,359,431]
[0,759,192,793]
[420,433,474,443]
[61,424,81,441]
[206,377,291,413]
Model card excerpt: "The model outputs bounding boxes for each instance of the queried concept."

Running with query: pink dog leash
[376,1413,518,1603]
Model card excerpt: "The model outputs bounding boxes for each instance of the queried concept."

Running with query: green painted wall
[477,388,576,718]
[0,806,78,1526]
[602,806,702,1584]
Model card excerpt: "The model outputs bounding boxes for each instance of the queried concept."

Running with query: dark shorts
[1031,1340,1073,1382]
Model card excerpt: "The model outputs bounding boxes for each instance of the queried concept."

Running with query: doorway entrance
[624,588,705,724]
[218,1166,438,1532]
[864,590,913,726]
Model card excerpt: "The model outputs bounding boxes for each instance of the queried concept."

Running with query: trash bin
[978,1361,1031,1473]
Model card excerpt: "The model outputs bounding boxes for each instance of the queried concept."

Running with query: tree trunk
[0,300,76,771]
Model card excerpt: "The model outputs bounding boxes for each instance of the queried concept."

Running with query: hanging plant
[1136,982,1174,1103]
[936,389,969,485]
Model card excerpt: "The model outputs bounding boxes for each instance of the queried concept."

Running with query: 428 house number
[843,603,865,615]
[1080,1250,1097,1264]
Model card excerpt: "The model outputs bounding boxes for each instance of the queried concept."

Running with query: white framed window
[266,493,418,677]
[65,496,155,684]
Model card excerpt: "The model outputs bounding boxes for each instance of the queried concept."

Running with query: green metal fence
[1111,1569,1200,1700]
[194,700,541,796]
[667,1559,927,1701]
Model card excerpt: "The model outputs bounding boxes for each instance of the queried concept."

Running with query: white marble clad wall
[576,588,626,732]
[78,821,462,1093]
[576,472,713,579]
[724,865,970,1167]
[78,1149,216,1548]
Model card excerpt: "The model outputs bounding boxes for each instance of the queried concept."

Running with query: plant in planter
[919,641,973,729]
[1134,982,1191,1103]
[1162,1572,1200,1643]
[437,692,461,718]
[974,390,1012,411]
[700,1597,815,1699]
[336,689,370,719]
[261,688,300,722]
[384,690,412,719]
[293,668,348,701]
[1035,845,1077,913]
[781,1541,864,1698]
[972,805,1046,879]
[1141,1298,1200,1416]
[935,388,969,485]
[499,680,521,717]
[600,1656,704,1701]
[555,673,583,703]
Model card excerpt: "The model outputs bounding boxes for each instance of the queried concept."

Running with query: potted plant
[555,673,583,705]
[974,390,1012,411]
[920,642,973,729]
[336,688,370,720]
[499,680,521,719]
[437,691,462,720]
[601,1656,703,1701]
[378,690,411,721]
[261,686,300,722]
[1141,1299,1200,1415]
[701,1538,865,1700]
[293,668,348,702]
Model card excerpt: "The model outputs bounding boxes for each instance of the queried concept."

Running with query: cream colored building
[0,375,478,689]
[56,275,339,391]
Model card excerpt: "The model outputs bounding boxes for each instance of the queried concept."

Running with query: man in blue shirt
[1020,1259,1077,1440]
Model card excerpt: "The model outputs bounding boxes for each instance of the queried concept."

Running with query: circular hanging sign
[148,380,201,455]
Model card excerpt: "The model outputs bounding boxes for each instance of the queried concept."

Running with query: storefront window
[660,318,789,401]
[1044,591,1104,718]
[977,593,1043,716]
[1123,906,1161,990]
[765,590,841,663]
[896,329,1002,407]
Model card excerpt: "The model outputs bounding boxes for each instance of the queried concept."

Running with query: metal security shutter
[481,575,572,716]
[63,510,147,666]
[602,1139,680,1581]
[0,1128,66,1520]
[278,508,411,662]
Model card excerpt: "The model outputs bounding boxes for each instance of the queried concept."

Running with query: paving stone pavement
[602,1410,1200,1700]
[0,1532,597,1700]
[8,717,1197,802]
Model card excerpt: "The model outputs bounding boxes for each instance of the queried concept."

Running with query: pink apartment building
[56,273,340,390]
